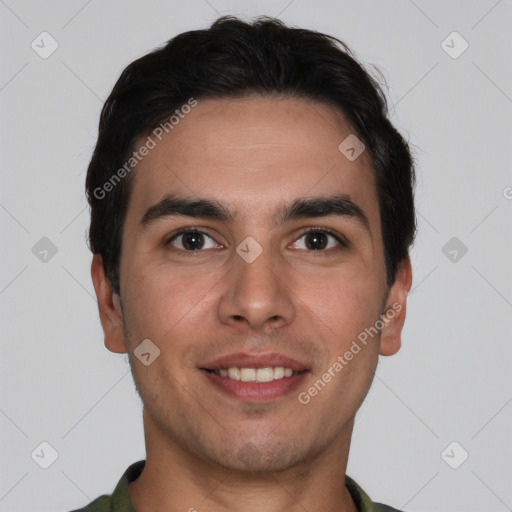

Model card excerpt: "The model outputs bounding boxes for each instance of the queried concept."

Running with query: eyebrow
[139,193,371,234]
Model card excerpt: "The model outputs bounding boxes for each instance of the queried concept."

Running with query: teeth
[228,367,240,380]
[273,366,284,379]
[256,367,274,382]
[240,368,256,382]
[212,366,300,382]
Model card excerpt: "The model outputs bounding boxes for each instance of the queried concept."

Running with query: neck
[128,411,358,512]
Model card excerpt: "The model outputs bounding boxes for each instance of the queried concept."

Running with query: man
[73,15,415,512]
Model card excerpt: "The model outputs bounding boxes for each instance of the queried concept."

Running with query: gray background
[1,1,511,511]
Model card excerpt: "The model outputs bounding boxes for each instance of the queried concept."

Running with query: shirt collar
[112,460,393,512]
[110,459,143,512]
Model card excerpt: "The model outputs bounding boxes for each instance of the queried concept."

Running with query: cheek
[302,268,384,350]
[123,264,216,345]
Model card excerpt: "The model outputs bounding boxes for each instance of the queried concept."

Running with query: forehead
[126,96,379,230]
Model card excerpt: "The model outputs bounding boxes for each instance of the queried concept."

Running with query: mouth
[199,368,310,401]
[198,352,310,402]
[202,366,305,382]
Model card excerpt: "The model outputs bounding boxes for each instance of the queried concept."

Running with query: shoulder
[346,475,404,512]
[67,460,145,512]
[68,495,112,512]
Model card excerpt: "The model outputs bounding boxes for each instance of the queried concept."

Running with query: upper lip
[200,352,309,372]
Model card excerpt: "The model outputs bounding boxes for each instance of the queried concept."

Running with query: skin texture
[91,96,412,512]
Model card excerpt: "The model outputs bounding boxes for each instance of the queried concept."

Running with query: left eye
[291,230,344,251]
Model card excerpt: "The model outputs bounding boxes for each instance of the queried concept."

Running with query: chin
[203,437,318,474]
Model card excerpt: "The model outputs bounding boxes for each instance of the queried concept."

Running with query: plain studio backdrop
[1,1,511,511]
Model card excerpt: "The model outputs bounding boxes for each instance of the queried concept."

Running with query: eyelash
[164,227,349,254]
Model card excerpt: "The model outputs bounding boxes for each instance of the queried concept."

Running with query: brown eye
[167,230,220,251]
[291,229,346,251]
[304,231,329,250]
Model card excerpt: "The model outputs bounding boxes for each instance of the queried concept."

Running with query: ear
[379,254,413,356]
[90,254,128,354]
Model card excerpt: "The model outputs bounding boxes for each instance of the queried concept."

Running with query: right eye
[165,229,223,252]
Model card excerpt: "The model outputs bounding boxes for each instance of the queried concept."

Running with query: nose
[217,243,296,331]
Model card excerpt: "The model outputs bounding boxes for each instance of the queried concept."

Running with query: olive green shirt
[70,460,403,512]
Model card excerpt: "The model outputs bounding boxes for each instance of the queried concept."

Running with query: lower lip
[200,369,309,402]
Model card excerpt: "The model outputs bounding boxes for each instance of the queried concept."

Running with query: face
[92,96,411,473]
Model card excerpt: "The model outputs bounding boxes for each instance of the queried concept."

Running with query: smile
[206,366,302,382]
[201,367,309,401]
